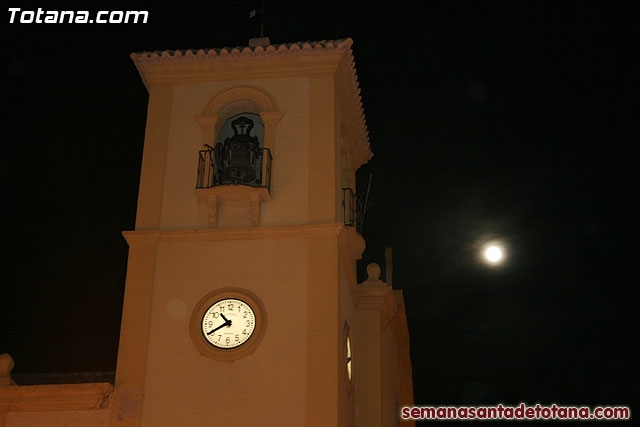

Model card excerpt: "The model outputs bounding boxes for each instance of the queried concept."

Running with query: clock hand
[207,322,228,335]
[207,316,232,335]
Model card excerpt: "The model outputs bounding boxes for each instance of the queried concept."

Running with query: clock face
[201,298,256,349]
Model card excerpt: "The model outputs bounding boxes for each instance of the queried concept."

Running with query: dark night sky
[3,1,636,409]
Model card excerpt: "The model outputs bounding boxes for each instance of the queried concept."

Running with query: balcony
[196,146,272,228]
[197,146,272,190]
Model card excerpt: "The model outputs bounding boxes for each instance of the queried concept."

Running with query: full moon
[483,244,504,265]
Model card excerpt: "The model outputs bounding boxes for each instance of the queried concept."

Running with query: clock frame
[189,287,267,362]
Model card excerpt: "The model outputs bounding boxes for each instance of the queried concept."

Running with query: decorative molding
[121,230,162,244]
[202,86,278,116]
[259,111,284,157]
[259,111,284,126]
[0,383,112,412]
[195,186,271,228]
[335,49,373,170]
[356,290,391,310]
[131,40,353,65]
[340,227,366,262]
[122,223,346,244]
[136,55,343,88]
[195,114,220,147]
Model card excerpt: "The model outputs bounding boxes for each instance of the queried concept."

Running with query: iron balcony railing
[342,187,364,234]
[197,146,272,190]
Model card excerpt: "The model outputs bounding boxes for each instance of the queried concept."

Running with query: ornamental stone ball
[366,263,381,281]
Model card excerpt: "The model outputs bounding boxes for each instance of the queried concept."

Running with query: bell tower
[111,39,413,427]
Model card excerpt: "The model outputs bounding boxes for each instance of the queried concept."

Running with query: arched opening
[195,86,282,228]
[197,113,270,188]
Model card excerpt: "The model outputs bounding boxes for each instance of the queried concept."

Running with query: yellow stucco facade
[0,39,413,427]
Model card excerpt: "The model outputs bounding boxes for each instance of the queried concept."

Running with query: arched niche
[195,86,284,228]
[196,86,283,156]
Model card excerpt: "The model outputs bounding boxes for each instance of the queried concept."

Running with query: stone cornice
[134,54,345,87]
[131,40,352,65]
[0,383,112,412]
[131,40,353,88]
[335,45,373,169]
[122,230,162,244]
[123,223,346,244]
